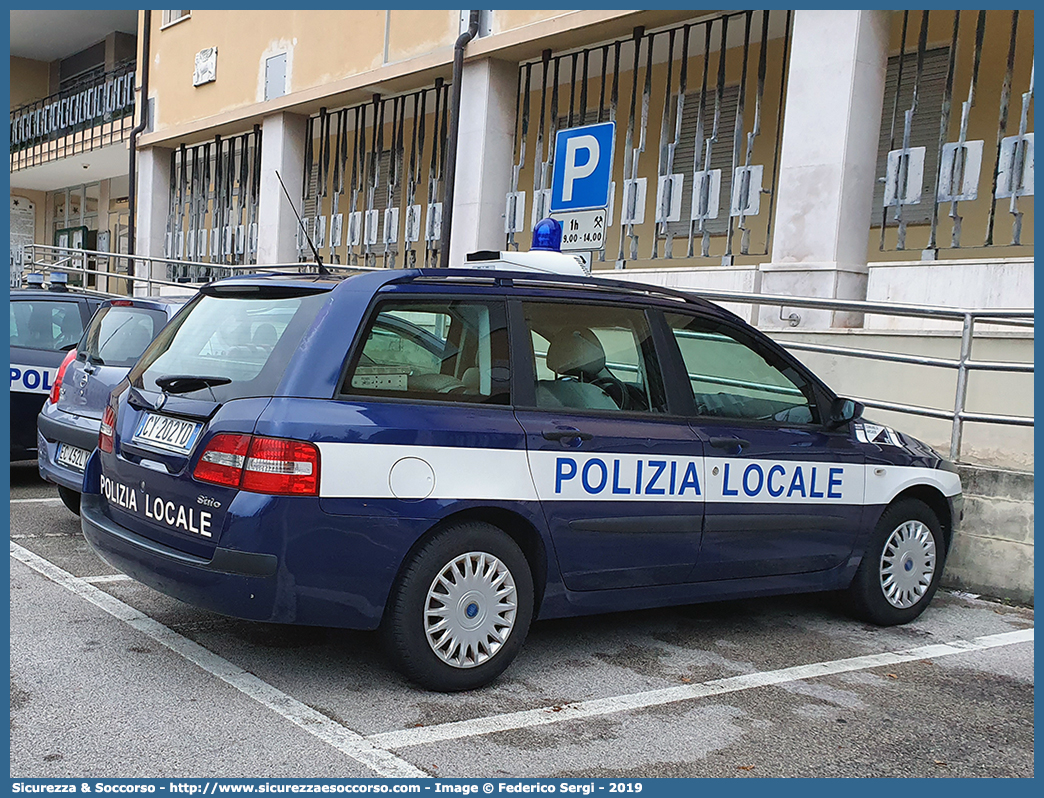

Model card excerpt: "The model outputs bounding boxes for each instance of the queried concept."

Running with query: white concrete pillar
[447,57,518,265]
[134,145,172,296]
[257,111,308,265]
[759,10,890,328]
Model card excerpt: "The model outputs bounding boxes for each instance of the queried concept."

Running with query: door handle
[542,429,593,442]
[709,436,750,450]
[83,363,96,375]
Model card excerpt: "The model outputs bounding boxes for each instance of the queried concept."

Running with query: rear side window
[129,291,330,401]
[343,299,510,405]
[79,305,169,368]
[10,300,83,351]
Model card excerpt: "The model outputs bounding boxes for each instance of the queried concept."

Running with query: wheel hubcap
[879,520,936,609]
[424,551,517,669]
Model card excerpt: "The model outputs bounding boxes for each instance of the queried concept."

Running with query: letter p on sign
[550,122,616,213]
[562,135,599,201]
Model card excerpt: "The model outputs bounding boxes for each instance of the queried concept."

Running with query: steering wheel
[591,375,631,410]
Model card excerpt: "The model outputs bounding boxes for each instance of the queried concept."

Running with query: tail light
[99,405,116,453]
[193,434,320,496]
[241,436,320,495]
[50,348,77,404]
[193,433,250,487]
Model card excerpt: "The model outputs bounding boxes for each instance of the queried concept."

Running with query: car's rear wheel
[58,485,81,516]
[845,498,944,625]
[381,521,533,691]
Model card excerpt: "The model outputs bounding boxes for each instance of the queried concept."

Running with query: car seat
[55,311,82,350]
[26,306,55,349]
[536,328,618,411]
[252,323,277,350]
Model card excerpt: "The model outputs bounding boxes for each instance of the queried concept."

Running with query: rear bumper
[37,404,101,491]
[38,403,101,451]
[81,492,281,622]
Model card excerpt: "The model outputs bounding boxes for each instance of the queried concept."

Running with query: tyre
[381,521,534,692]
[845,498,944,625]
[58,485,81,516]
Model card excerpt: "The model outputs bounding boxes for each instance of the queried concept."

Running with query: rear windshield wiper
[154,375,232,395]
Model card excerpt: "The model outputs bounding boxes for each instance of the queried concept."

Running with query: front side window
[522,301,666,414]
[344,299,510,405]
[10,300,83,352]
[666,312,819,425]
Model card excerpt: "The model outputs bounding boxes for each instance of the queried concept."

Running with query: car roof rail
[386,267,720,312]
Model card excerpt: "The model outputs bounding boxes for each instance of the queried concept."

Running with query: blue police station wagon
[80,253,963,691]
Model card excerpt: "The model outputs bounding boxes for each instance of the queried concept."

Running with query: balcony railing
[10,60,136,170]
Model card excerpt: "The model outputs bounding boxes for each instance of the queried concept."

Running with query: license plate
[132,413,202,454]
[56,443,91,472]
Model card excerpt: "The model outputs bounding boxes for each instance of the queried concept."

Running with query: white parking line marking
[10,497,64,504]
[369,627,1034,750]
[10,541,428,779]
[11,533,79,539]
[82,574,133,584]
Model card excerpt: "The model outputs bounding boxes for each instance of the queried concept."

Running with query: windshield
[128,290,331,402]
[79,305,169,368]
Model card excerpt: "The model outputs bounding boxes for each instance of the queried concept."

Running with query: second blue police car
[80,252,962,691]
[38,296,190,514]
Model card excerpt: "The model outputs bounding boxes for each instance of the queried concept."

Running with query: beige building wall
[492,11,573,35]
[10,57,52,109]
[137,10,696,147]
[145,10,460,132]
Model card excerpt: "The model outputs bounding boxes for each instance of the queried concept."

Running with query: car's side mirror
[827,397,863,428]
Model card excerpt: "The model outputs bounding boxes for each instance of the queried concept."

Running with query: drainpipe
[439,9,481,268]
[127,9,151,258]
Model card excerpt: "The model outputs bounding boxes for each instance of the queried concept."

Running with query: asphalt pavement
[9,461,1034,779]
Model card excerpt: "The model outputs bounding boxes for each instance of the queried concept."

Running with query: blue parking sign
[550,122,616,213]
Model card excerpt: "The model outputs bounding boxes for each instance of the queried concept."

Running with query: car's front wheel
[58,485,81,516]
[845,498,944,625]
[381,521,534,691]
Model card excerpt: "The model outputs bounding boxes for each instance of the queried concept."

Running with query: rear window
[128,290,330,401]
[10,299,84,352]
[79,305,169,368]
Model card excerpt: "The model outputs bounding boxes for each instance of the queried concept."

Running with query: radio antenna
[275,170,329,275]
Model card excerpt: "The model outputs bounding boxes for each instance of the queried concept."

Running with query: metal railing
[681,287,1032,462]
[10,60,136,171]
[19,244,379,296]
[18,243,1033,463]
